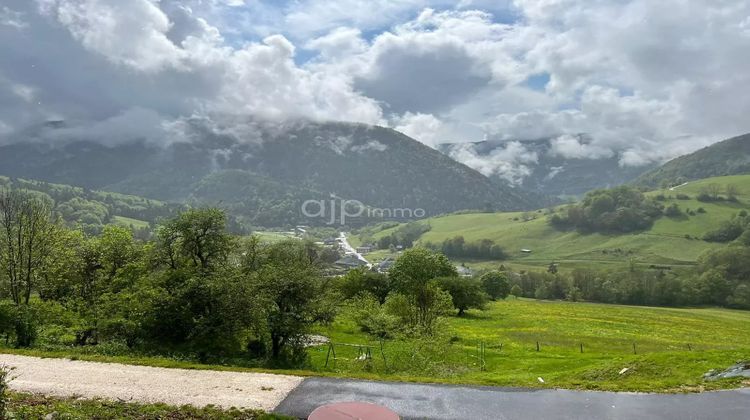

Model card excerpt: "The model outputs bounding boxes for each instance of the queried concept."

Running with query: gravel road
[0,354,303,411]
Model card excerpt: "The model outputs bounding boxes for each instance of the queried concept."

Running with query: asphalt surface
[274,378,750,419]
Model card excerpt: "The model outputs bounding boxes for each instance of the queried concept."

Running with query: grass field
[3,299,747,393]
[359,175,750,271]
[253,231,298,243]
[311,299,750,392]
[112,215,150,229]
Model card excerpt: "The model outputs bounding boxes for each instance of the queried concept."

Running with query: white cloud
[549,134,613,160]
[1,6,28,29]
[446,141,538,185]
[392,112,445,146]
[39,0,186,72]
[0,0,748,181]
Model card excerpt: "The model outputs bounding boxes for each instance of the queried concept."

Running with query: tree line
[0,189,338,362]
[505,247,750,309]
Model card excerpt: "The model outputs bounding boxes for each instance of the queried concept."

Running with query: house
[335,254,368,269]
[456,265,474,277]
[323,237,338,246]
[356,245,373,254]
[376,257,395,273]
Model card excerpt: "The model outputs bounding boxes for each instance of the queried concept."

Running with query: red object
[308,401,400,420]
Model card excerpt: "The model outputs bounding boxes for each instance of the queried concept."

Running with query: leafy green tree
[0,189,56,307]
[251,240,337,360]
[436,276,488,316]
[389,248,457,295]
[510,284,522,298]
[388,248,457,332]
[156,208,233,271]
[337,267,391,304]
[480,271,511,300]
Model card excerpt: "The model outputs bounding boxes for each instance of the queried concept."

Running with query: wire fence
[314,337,731,375]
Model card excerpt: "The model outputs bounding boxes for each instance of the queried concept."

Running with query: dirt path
[0,354,303,411]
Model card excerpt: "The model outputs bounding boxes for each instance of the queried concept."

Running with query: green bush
[13,306,38,348]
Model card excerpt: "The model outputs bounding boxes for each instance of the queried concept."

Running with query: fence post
[380,338,388,371]
[536,341,540,352]
[632,342,637,355]
[580,343,583,353]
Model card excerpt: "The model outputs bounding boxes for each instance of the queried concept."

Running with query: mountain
[635,133,750,188]
[0,119,545,227]
[437,137,654,198]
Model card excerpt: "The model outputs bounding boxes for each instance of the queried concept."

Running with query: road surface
[3,354,749,419]
[275,377,750,420]
[0,354,302,411]
[338,231,371,268]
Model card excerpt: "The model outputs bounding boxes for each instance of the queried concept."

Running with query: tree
[700,184,722,201]
[436,276,488,316]
[251,240,337,360]
[480,271,511,300]
[337,268,391,304]
[388,248,457,332]
[510,284,522,298]
[389,248,457,295]
[156,208,234,271]
[726,184,739,201]
[0,190,55,306]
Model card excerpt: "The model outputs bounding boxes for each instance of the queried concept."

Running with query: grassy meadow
[310,298,750,392]
[4,298,747,393]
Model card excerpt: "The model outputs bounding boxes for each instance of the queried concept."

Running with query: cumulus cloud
[447,141,538,185]
[392,112,445,147]
[549,134,613,160]
[39,0,186,72]
[0,0,749,183]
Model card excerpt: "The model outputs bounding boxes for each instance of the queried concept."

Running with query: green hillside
[359,175,750,271]
[0,175,181,236]
[635,133,750,187]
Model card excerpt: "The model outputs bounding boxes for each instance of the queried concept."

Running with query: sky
[2,0,750,176]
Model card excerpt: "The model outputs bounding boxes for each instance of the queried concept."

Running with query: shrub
[703,217,748,243]
[13,306,38,348]
[351,294,399,338]
[664,203,682,217]
[676,194,691,200]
